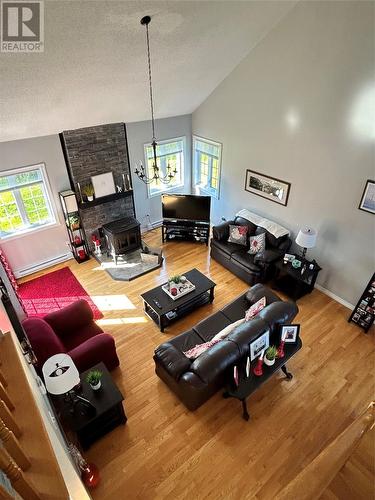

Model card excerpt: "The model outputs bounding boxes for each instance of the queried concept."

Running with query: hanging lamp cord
[145,22,156,143]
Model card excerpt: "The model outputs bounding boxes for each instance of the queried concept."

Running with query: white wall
[127,115,192,229]
[0,135,71,275]
[192,0,375,307]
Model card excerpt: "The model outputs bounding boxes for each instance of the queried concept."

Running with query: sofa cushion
[231,250,262,273]
[221,294,248,322]
[154,341,192,381]
[255,226,288,249]
[227,318,270,357]
[169,330,206,353]
[245,283,281,305]
[257,301,299,332]
[228,225,248,246]
[245,297,266,321]
[234,216,257,236]
[211,238,246,257]
[248,233,266,255]
[193,311,232,342]
[189,340,239,385]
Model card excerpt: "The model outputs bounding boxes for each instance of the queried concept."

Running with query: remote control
[153,299,161,308]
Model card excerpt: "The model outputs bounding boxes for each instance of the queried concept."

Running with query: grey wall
[127,114,192,229]
[192,0,375,306]
[0,135,71,275]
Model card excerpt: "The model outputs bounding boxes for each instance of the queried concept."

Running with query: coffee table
[59,362,126,449]
[224,339,302,420]
[141,268,216,332]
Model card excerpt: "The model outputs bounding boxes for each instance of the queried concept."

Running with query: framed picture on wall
[244,169,291,206]
[91,172,116,198]
[358,179,375,215]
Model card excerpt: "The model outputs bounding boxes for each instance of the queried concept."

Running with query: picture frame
[249,331,270,361]
[358,179,375,215]
[244,169,291,206]
[91,172,116,198]
[280,324,300,344]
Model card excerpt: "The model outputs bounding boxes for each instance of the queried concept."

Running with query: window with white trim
[144,137,185,197]
[193,136,222,199]
[0,164,57,239]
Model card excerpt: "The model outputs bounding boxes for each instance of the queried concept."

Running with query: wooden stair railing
[0,418,30,471]
[275,401,375,500]
[0,446,40,500]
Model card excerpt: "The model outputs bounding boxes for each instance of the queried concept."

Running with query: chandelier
[134,16,177,185]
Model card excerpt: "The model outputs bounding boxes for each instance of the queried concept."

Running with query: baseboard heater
[15,252,73,278]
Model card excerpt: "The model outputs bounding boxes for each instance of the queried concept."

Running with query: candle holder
[277,340,285,359]
[253,355,264,377]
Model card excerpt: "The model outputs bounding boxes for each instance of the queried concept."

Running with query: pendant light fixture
[134,16,177,185]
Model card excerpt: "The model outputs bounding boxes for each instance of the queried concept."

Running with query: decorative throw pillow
[248,233,266,255]
[228,225,248,246]
[245,296,266,321]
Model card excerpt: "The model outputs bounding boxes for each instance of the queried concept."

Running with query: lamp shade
[295,227,317,249]
[42,354,80,395]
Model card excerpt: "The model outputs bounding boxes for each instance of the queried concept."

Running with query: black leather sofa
[154,284,298,410]
[210,215,292,285]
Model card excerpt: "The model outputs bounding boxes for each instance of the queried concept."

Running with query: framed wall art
[91,172,116,199]
[245,169,291,206]
[358,179,375,215]
[249,331,270,361]
[280,324,300,344]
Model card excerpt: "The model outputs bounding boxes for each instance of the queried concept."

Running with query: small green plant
[82,184,95,197]
[169,274,181,284]
[265,345,278,361]
[68,214,80,229]
[86,370,102,386]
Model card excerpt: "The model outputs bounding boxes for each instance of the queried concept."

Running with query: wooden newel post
[0,401,20,438]
[0,418,30,471]
[0,446,40,500]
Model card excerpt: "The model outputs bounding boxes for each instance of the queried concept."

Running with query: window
[0,164,57,239]
[193,136,222,199]
[144,137,185,197]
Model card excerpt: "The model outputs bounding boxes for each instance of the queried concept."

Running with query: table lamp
[42,354,95,415]
[295,227,317,259]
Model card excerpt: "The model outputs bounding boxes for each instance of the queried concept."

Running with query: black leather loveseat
[211,214,292,285]
[154,284,298,410]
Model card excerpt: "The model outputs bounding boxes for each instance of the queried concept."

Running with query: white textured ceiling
[0,0,297,142]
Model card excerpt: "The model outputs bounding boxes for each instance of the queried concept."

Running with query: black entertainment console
[162,219,210,246]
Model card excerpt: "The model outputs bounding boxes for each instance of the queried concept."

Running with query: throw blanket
[236,209,290,239]
[184,318,245,359]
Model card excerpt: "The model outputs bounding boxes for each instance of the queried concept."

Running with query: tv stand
[162,219,210,246]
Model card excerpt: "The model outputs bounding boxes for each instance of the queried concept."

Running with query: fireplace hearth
[102,217,141,265]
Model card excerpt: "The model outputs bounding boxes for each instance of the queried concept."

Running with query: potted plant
[68,214,80,230]
[82,184,95,202]
[86,370,103,391]
[264,345,278,366]
[168,275,181,296]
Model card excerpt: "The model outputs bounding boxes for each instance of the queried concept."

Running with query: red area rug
[18,267,103,319]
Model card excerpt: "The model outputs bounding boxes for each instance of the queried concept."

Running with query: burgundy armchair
[22,299,120,373]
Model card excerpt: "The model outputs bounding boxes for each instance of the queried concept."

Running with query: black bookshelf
[348,272,375,333]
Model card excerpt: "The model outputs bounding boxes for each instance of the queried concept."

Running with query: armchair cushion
[69,333,119,372]
[44,299,101,340]
[22,317,66,369]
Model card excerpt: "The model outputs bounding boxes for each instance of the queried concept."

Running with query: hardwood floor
[20,229,375,499]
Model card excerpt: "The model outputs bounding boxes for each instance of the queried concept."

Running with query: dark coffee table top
[226,338,302,400]
[61,362,124,432]
[141,268,216,315]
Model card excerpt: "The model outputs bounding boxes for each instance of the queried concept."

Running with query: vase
[90,380,101,391]
[87,196,94,202]
[264,356,275,367]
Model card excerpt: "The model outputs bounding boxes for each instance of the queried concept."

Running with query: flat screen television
[162,194,211,223]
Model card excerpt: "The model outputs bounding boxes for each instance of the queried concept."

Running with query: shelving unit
[348,272,375,333]
[162,220,210,246]
[59,190,90,263]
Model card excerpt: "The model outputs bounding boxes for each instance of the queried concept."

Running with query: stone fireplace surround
[60,122,136,251]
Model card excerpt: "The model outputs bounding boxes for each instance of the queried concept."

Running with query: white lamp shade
[42,354,80,395]
[295,227,317,249]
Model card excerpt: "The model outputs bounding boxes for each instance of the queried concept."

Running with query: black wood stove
[102,217,141,265]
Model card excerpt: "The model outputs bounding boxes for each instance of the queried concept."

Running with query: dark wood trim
[58,132,75,191]
[123,123,137,218]
[78,190,133,210]
[244,169,291,207]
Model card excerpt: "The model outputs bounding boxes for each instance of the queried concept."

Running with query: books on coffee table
[162,279,196,301]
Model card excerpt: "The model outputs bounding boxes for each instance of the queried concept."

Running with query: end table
[273,257,321,301]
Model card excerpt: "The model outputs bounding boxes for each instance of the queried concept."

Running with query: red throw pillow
[245,296,266,321]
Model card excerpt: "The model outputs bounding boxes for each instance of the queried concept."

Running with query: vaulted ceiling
[0,0,297,142]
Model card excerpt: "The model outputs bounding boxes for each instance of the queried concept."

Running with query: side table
[57,362,126,450]
[273,258,321,300]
